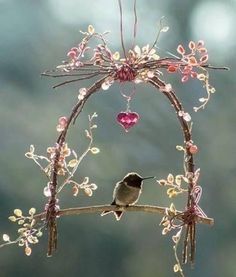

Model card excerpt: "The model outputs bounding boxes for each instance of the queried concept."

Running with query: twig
[52,73,103,89]
[34,204,214,225]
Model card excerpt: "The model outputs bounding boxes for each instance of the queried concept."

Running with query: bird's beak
[142,176,156,180]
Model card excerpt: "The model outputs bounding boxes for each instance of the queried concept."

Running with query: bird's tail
[114,211,123,221]
[101,210,123,221]
[101,201,123,221]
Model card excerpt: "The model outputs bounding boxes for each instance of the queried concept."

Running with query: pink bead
[116,112,140,132]
[58,116,68,126]
[189,145,198,154]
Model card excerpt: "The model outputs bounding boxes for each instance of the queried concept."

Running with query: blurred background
[0,0,235,276]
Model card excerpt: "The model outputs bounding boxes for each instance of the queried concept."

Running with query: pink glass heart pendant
[116,111,140,132]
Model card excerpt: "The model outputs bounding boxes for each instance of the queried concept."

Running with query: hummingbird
[101,172,155,221]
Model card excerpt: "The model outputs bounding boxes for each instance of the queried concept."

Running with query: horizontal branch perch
[35,204,214,226]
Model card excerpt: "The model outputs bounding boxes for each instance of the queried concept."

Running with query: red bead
[167,65,178,73]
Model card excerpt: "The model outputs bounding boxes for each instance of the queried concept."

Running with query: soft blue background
[0,0,235,276]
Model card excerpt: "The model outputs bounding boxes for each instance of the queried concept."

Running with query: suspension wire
[132,0,138,49]
[118,0,127,60]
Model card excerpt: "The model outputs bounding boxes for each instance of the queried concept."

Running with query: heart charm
[116,111,140,132]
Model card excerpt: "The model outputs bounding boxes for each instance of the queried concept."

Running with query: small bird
[101,172,155,220]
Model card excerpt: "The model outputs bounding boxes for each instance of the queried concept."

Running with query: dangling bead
[116,111,140,132]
